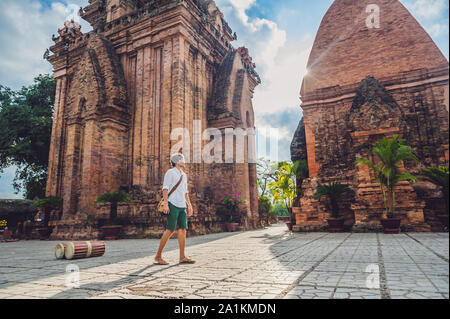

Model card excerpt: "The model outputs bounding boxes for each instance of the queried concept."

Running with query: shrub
[96,191,131,223]
[258,196,273,223]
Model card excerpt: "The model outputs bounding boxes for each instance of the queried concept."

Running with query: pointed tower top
[301,0,448,97]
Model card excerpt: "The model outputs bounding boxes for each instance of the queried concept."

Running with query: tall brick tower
[46,0,260,239]
[291,0,449,232]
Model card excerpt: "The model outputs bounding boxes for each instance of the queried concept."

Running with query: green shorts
[166,202,188,231]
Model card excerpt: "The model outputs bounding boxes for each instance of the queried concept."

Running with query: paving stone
[334,288,381,299]
[337,272,377,289]
[0,224,447,299]
[112,278,210,299]
[164,267,241,281]
[226,269,303,285]
[284,285,335,299]
[386,273,438,292]
[300,271,343,287]
[389,289,447,299]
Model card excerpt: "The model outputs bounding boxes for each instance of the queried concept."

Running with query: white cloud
[253,37,312,116]
[216,0,311,117]
[227,0,256,24]
[215,0,311,160]
[0,0,90,198]
[0,0,90,89]
[425,22,450,36]
[404,0,448,19]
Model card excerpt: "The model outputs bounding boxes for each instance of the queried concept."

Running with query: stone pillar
[79,119,97,215]
[62,120,82,215]
[305,123,319,178]
[132,48,144,187]
[248,162,259,226]
[131,45,154,187]
[46,73,67,197]
[159,39,174,177]
[152,47,163,185]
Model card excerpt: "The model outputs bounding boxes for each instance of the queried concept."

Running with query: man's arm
[162,171,171,214]
[185,193,193,216]
[163,189,169,214]
[184,174,193,216]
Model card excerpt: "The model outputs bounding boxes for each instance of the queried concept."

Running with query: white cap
[171,153,185,164]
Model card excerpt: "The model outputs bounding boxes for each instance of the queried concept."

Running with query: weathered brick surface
[46,0,260,239]
[301,0,448,97]
[291,0,449,232]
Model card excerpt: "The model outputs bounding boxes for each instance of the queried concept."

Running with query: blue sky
[0,0,448,198]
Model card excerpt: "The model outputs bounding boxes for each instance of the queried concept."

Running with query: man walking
[155,154,196,265]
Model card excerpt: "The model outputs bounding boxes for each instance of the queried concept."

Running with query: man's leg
[178,228,186,261]
[155,204,178,264]
[155,230,174,264]
[177,209,195,263]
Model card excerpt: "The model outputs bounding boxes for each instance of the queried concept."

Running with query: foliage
[258,196,274,223]
[32,196,63,211]
[95,191,131,205]
[421,166,449,214]
[217,193,243,223]
[314,182,354,219]
[0,74,56,199]
[96,191,131,222]
[273,201,289,217]
[356,135,418,218]
[268,160,307,224]
[256,158,278,199]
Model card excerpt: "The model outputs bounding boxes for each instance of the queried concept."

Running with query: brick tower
[291,0,449,232]
[46,0,260,239]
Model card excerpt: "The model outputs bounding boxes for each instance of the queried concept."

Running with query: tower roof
[301,0,449,97]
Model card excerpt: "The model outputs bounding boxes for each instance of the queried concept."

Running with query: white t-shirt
[163,167,188,208]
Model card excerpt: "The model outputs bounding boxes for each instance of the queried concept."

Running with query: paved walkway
[0,224,448,299]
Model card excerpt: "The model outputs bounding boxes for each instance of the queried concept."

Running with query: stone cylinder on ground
[62,241,106,260]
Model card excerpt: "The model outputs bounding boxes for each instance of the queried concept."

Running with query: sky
[0,0,449,199]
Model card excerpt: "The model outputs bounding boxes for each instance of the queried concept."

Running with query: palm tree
[356,135,418,218]
[421,166,449,214]
[268,160,308,225]
[96,191,131,224]
[314,182,354,219]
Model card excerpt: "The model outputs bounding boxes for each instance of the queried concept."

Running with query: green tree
[273,201,289,216]
[356,135,418,218]
[96,191,131,224]
[0,74,56,199]
[314,182,354,219]
[268,160,306,224]
[256,158,278,198]
[258,196,274,223]
[421,166,449,214]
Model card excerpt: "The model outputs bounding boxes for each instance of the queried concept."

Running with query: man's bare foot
[179,257,196,264]
[154,257,169,265]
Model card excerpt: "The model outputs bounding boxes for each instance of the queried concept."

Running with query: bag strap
[168,174,183,198]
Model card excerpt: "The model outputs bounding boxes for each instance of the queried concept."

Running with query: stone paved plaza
[0,224,448,299]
